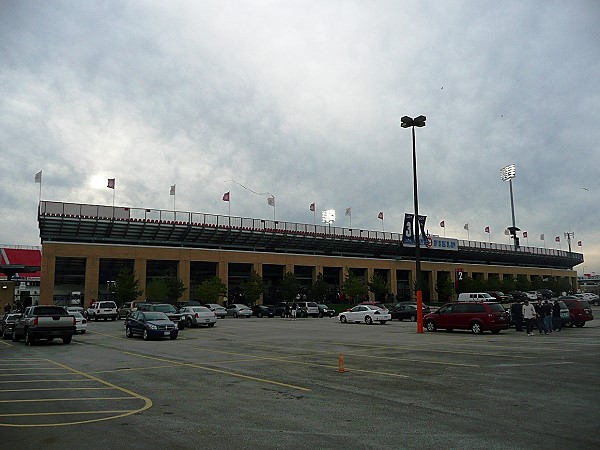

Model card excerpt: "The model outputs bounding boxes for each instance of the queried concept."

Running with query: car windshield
[154,304,176,313]
[489,304,505,312]
[143,312,169,321]
[192,307,211,313]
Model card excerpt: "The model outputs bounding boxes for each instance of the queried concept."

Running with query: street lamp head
[400,115,426,128]
[500,164,516,181]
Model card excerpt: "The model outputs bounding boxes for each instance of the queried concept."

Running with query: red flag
[484,226,490,233]
[439,220,445,228]
[222,191,230,202]
[523,231,528,238]
[378,211,384,220]
[577,241,582,246]
[107,178,115,189]
[309,203,315,212]
[555,236,560,242]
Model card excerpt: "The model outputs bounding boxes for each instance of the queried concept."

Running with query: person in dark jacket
[510,300,523,331]
[552,300,562,332]
[534,300,546,335]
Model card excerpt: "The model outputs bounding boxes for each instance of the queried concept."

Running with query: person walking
[291,301,297,321]
[522,299,537,336]
[511,299,523,331]
[542,300,553,334]
[534,300,545,335]
[552,300,562,332]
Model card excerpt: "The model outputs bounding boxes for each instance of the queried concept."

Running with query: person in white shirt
[522,299,537,336]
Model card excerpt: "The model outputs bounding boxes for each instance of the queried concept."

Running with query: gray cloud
[1,0,599,273]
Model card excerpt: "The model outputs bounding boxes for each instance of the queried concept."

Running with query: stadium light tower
[500,164,519,251]
[400,115,426,333]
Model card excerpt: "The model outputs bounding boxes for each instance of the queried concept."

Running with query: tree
[145,278,169,302]
[435,273,455,303]
[368,273,388,302]
[281,271,301,303]
[196,276,227,303]
[114,267,143,307]
[342,270,368,302]
[309,273,328,303]
[165,277,187,304]
[244,270,265,305]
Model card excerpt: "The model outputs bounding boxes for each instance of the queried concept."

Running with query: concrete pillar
[389,268,397,296]
[84,256,100,308]
[179,258,190,302]
[40,250,55,306]
[218,262,228,305]
[134,258,147,301]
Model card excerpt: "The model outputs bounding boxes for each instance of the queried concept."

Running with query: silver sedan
[179,306,217,327]
[226,304,253,318]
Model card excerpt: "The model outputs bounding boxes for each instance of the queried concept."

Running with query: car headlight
[147,323,158,330]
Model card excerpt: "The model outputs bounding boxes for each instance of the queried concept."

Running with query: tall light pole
[500,164,519,251]
[401,115,426,333]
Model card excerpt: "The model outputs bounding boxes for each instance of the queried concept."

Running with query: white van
[457,292,496,302]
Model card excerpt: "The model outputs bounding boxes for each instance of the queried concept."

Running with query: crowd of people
[510,298,563,336]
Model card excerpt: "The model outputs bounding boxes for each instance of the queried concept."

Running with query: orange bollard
[338,352,348,373]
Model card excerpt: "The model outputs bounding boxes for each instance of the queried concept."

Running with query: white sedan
[179,306,217,327]
[339,305,391,325]
[68,311,88,334]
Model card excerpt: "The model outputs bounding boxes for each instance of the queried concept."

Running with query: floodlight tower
[500,164,519,251]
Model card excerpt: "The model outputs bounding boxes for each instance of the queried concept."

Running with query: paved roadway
[1,308,599,450]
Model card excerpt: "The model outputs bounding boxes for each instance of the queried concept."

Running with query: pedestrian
[291,301,297,320]
[285,303,291,319]
[510,299,523,331]
[542,300,553,334]
[534,300,546,335]
[522,299,537,336]
[3,303,10,314]
[552,300,562,332]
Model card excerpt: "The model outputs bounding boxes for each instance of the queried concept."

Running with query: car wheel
[425,320,437,332]
[12,328,19,342]
[62,335,72,344]
[208,323,215,327]
[280,312,285,318]
[126,326,134,338]
[233,312,238,318]
[258,312,263,318]
[186,317,194,328]
[575,321,585,327]
[25,331,35,346]
[471,322,483,334]
[142,329,149,341]
[491,329,501,334]
[409,315,416,322]
[445,328,453,332]
[81,330,86,334]
[170,334,177,340]
[340,315,347,323]
[94,316,99,322]
[379,321,387,325]
[365,316,373,325]
[2,332,7,340]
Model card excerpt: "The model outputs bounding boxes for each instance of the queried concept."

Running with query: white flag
[34,170,42,183]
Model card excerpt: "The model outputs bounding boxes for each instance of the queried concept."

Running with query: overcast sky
[1,0,599,275]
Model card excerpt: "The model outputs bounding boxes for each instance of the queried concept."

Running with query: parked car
[66,306,85,315]
[203,303,228,318]
[251,305,274,318]
[226,304,253,318]
[537,289,555,299]
[272,302,288,318]
[68,311,88,334]
[339,305,391,325]
[390,304,428,322]
[137,303,186,329]
[509,291,529,302]
[358,302,389,313]
[558,296,594,327]
[87,301,118,321]
[296,301,320,318]
[317,304,336,318]
[457,292,496,302]
[1,313,21,339]
[526,291,541,300]
[574,293,600,306]
[556,300,571,327]
[12,306,76,345]
[424,302,509,334]
[487,291,511,303]
[179,306,217,327]
[125,311,178,340]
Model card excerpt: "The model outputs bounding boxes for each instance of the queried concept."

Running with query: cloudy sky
[1,0,599,275]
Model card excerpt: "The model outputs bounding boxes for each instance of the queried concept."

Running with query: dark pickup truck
[12,306,76,345]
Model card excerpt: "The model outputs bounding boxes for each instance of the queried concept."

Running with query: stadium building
[34,201,583,307]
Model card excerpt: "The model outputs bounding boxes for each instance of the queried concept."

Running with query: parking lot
[1,310,599,449]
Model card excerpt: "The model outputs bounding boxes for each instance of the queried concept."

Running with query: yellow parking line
[0,387,113,393]
[0,410,131,418]
[123,351,311,392]
[0,397,135,403]
[92,364,181,374]
[196,348,411,378]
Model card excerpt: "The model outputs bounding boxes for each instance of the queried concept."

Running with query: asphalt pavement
[1,308,599,449]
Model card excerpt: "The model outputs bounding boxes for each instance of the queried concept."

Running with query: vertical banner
[418,215,427,243]
[402,213,415,244]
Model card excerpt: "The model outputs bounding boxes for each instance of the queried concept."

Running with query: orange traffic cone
[338,352,348,373]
